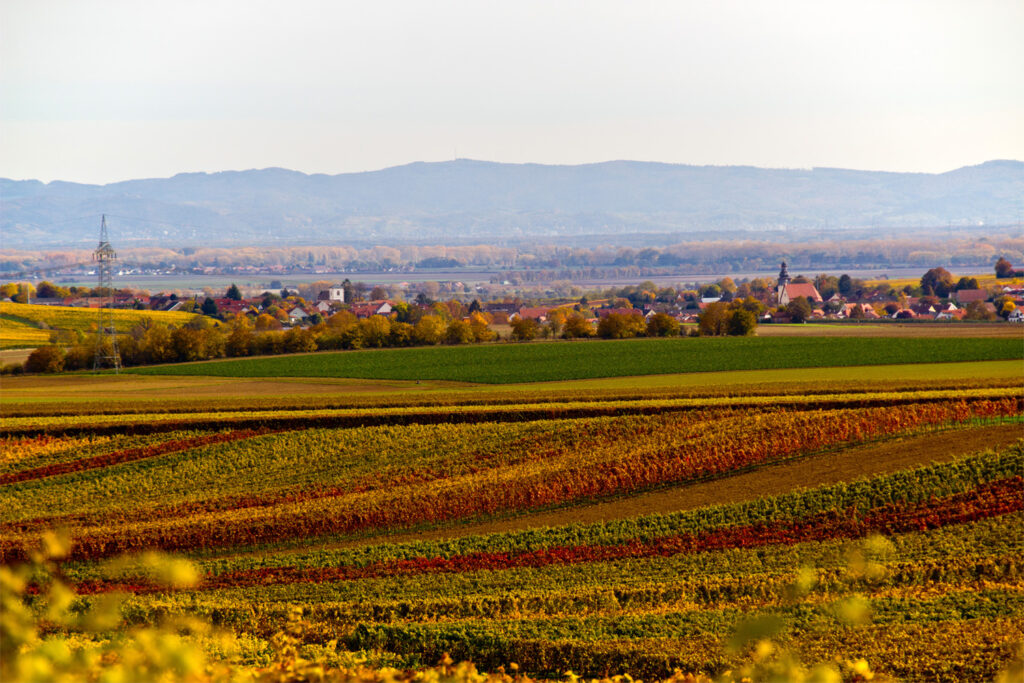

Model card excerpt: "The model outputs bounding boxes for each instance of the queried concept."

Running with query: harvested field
[0,348,34,365]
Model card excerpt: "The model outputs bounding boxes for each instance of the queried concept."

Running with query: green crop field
[126,335,1024,383]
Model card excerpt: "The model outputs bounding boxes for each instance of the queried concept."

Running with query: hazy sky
[2,0,1022,184]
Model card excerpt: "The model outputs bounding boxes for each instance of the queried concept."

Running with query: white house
[287,307,310,324]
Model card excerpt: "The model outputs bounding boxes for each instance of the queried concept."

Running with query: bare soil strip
[0,349,34,365]
[344,423,1023,548]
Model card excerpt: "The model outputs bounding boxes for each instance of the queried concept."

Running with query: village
[7,260,1024,330]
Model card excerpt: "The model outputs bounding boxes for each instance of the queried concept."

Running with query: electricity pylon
[93,215,121,372]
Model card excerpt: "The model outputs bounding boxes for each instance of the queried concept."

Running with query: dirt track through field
[344,422,1023,548]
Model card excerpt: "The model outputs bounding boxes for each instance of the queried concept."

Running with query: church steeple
[777,261,791,305]
[777,261,790,288]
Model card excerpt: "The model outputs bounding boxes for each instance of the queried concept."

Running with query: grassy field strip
[514,358,1024,390]
[332,422,1024,550]
[0,375,443,403]
[124,336,1024,383]
[2,386,1019,431]
[3,359,1021,408]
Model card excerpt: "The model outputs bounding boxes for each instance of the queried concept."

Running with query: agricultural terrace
[2,361,1023,680]
[125,335,1024,383]
[0,301,202,348]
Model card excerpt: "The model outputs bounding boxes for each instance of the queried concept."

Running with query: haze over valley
[3,159,1021,249]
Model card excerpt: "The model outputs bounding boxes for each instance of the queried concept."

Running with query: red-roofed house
[349,301,393,318]
[596,308,638,319]
[935,309,966,321]
[214,298,253,315]
[954,289,989,304]
[838,303,879,319]
[510,307,552,322]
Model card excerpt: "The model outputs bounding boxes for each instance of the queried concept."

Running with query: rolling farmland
[3,350,1023,681]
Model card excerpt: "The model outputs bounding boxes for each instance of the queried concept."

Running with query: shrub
[283,328,317,353]
[412,316,445,345]
[785,297,813,324]
[646,312,681,337]
[700,302,760,336]
[562,313,594,338]
[445,320,474,345]
[727,308,757,336]
[24,346,66,373]
[598,313,646,339]
[510,318,539,341]
[698,302,730,336]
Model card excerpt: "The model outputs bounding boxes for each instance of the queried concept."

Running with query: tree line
[13,304,759,374]
[13,311,499,374]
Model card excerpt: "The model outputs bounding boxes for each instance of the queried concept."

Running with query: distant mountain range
[2,159,1022,248]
